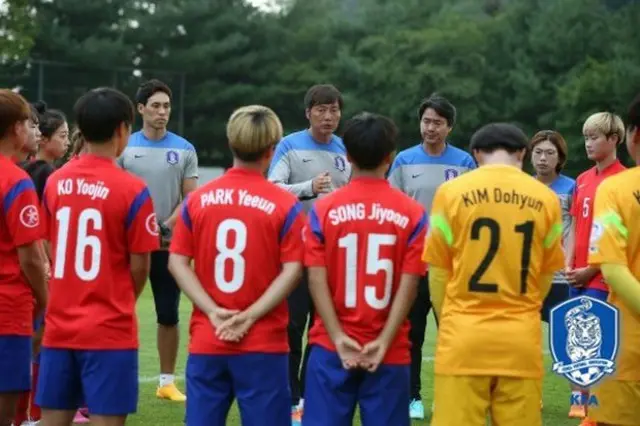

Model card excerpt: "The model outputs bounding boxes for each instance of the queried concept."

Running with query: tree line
[2,0,640,173]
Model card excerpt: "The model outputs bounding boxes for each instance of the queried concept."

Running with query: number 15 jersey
[423,165,565,379]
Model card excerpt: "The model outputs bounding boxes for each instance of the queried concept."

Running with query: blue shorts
[36,347,138,415]
[32,314,44,365]
[185,352,290,426]
[303,345,410,426]
[0,335,31,392]
[568,287,609,301]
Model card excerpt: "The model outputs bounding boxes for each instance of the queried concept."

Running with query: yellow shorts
[431,374,541,426]
[589,379,640,426]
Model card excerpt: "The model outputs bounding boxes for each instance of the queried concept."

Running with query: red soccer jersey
[0,154,44,336]
[570,160,626,291]
[304,177,427,365]
[42,154,159,350]
[170,168,305,355]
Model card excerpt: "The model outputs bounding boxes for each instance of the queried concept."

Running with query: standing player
[586,94,640,426]
[423,123,565,426]
[387,94,475,419]
[168,105,305,426]
[303,112,427,426]
[0,89,48,426]
[565,112,626,420]
[268,84,351,421]
[12,102,42,164]
[36,87,159,426]
[118,79,198,402]
[530,130,576,323]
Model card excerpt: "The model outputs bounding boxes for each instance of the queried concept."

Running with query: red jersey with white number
[170,168,305,355]
[570,160,625,291]
[304,177,427,365]
[42,154,159,349]
[0,155,44,336]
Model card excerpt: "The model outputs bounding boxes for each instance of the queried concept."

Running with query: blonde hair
[226,105,283,162]
[582,112,625,144]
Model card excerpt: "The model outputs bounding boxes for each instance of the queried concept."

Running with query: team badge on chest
[444,168,458,181]
[334,156,347,172]
[166,150,179,165]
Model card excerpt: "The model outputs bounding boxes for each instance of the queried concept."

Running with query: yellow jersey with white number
[589,168,640,381]
[423,164,565,378]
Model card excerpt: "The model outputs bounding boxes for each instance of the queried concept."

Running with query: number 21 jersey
[42,154,159,350]
[423,165,565,378]
[304,177,427,365]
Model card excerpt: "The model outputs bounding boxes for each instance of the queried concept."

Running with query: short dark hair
[304,84,343,110]
[342,112,397,170]
[74,87,135,144]
[0,89,30,139]
[470,123,529,154]
[530,130,568,173]
[33,101,67,139]
[628,92,640,131]
[135,79,172,106]
[418,94,456,127]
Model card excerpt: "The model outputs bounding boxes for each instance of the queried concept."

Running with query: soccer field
[126,286,580,426]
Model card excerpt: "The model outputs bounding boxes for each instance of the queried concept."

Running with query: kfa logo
[334,156,347,173]
[570,392,599,407]
[166,150,179,165]
[550,296,619,388]
[444,168,458,181]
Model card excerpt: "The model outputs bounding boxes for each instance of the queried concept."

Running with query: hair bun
[33,100,47,114]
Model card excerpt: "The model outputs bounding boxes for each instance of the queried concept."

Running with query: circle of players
[1,82,639,426]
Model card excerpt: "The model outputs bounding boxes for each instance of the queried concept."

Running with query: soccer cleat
[409,399,425,420]
[291,406,302,426]
[568,404,586,419]
[156,383,186,402]
[578,418,597,426]
[72,410,89,424]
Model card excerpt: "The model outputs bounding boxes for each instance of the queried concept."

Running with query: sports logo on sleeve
[549,296,619,388]
[145,213,160,236]
[166,150,180,165]
[589,220,604,254]
[334,156,347,173]
[444,168,459,181]
[19,205,40,228]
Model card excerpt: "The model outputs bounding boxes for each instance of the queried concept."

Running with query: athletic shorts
[0,335,31,392]
[431,374,542,426]
[590,378,640,426]
[541,284,569,323]
[568,286,609,301]
[36,347,138,415]
[303,345,410,426]
[185,352,290,426]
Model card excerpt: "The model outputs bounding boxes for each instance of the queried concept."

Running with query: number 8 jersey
[42,154,160,350]
[170,167,305,355]
[304,177,427,365]
[423,164,565,378]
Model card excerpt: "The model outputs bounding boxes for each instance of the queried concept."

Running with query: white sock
[159,374,175,387]
[298,398,304,409]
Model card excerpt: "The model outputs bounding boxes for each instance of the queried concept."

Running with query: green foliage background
[2,0,640,173]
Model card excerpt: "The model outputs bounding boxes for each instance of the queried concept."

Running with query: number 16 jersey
[423,165,565,379]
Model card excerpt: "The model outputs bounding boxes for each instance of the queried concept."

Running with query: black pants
[150,251,181,326]
[409,273,437,401]
[288,272,314,406]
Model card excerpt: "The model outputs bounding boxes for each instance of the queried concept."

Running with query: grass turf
[123,286,581,426]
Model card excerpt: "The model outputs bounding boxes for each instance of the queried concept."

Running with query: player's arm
[422,189,454,319]
[17,242,47,314]
[564,218,576,270]
[387,157,404,191]
[169,253,220,314]
[268,143,318,199]
[164,177,197,229]
[540,199,566,297]
[126,187,160,298]
[589,183,640,312]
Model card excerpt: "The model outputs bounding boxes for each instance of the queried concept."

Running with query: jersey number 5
[469,218,534,294]
[54,207,103,281]
[338,233,396,310]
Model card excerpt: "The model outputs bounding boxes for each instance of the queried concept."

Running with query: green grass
[125,286,580,425]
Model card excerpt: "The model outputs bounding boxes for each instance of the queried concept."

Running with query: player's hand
[333,333,363,370]
[565,267,581,287]
[571,267,595,288]
[215,312,256,342]
[208,307,240,330]
[359,339,389,373]
[312,172,332,195]
[44,262,51,281]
